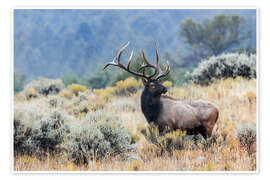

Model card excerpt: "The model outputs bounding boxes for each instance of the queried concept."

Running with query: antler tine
[141,50,151,65]
[156,60,171,80]
[127,50,134,70]
[104,42,130,70]
[116,41,130,65]
[147,43,160,79]
[139,48,159,79]
[103,57,117,69]
[155,44,159,69]
[104,42,150,79]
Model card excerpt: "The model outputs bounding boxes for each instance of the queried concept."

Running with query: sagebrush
[24,78,65,96]
[187,53,256,85]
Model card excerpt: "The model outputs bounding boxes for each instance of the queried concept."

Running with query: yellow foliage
[126,160,144,171]
[19,155,37,164]
[246,91,256,103]
[221,127,230,140]
[60,162,77,171]
[68,84,88,96]
[204,162,217,171]
[130,133,140,144]
[93,87,115,100]
[162,81,172,88]
[27,88,37,95]
[93,77,142,100]
[141,144,161,158]
[14,92,26,102]
[59,89,73,99]
[113,77,141,96]
[25,88,37,99]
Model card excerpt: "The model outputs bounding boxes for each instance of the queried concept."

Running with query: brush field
[13,77,257,171]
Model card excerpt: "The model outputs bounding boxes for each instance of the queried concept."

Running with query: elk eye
[149,83,155,88]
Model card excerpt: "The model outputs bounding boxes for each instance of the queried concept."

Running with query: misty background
[13,9,256,92]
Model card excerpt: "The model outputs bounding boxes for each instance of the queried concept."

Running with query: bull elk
[104,42,219,139]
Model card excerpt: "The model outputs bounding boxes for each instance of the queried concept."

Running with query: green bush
[14,102,134,164]
[62,120,134,165]
[187,53,256,85]
[14,110,70,156]
[24,78,65,96]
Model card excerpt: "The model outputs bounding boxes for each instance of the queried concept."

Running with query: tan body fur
[156,96,219,137]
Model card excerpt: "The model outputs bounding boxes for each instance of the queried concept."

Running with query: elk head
[103,42,171,96]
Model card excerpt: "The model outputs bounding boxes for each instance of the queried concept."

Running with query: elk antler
[139,44,170,80]
[104,42,159,80]
[156,60,170,80]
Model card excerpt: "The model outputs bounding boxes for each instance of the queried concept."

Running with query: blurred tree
[180,14,251,58]
[233,44,256,55]
[82,65,113,89]
[60,73,79,86]
[14,71,27,93]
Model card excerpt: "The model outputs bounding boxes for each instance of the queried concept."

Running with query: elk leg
[186,125,207,139]
[203,110,219,138]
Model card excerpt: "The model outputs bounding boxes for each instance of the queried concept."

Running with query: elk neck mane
[140,88,162,124]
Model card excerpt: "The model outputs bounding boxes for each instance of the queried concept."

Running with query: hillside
[14,9,256,79]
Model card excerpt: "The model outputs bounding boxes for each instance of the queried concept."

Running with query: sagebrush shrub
[73,101,90,114]
[14,101,134,163]
[62,120,134,165]
[14,110,70,156]
[187,53,256,85]
[48,96,65,108]
[24,78,65,96]
[108,98,138,112]
[235,123,256,155]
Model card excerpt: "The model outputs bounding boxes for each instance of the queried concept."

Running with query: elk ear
[142,78,147,86]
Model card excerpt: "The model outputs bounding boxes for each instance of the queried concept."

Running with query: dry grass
[13,77,257,171]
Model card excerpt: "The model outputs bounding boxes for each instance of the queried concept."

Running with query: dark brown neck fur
[140,88,162,124]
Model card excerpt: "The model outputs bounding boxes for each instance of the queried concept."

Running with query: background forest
[14,9,256,92]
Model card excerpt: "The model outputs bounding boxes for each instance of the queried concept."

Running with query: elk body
[104,42,219,139]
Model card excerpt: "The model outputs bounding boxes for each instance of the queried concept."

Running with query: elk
[104,42,219,139]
